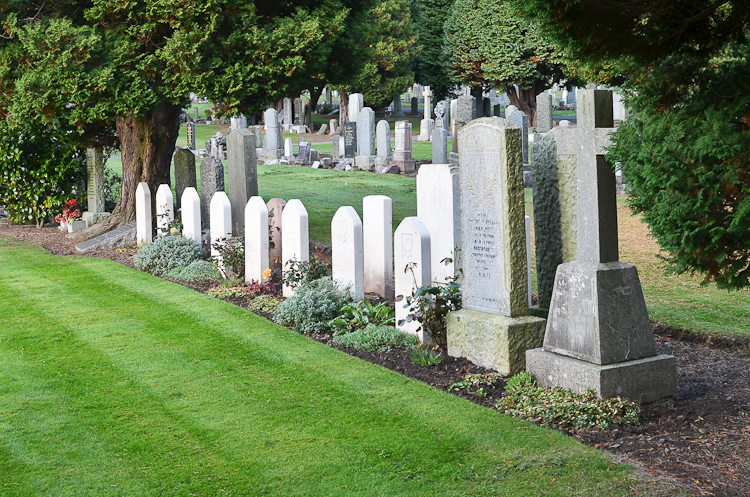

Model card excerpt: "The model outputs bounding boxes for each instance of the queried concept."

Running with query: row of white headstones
[133,165,534,345]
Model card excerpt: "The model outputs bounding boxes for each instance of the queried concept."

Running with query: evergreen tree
[412,0,455,101]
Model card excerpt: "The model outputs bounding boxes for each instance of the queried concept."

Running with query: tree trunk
[69,100,182,240]
[308,86,323,113]
[506,81,548,128]
[335,90,349,136]
[471,86,484,118]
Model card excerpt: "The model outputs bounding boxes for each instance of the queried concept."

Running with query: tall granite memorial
[227,128,258,235]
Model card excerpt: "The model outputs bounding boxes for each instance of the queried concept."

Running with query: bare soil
[2,219,749,496]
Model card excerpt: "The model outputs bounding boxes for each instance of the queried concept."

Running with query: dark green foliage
[450,373,503,398]
[498,372,642,430]
[247,295,283,314]
[329,300,395,335]
[411,0,455,101]
[410,348,443,366]
[273,278,351,335]
[333,324,419,352]
[212,236,244,279]
[0,120,85,227]
[167,260,220,282]
[133,234,205,276]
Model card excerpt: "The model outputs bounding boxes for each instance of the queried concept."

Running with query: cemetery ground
[2,170,750,495]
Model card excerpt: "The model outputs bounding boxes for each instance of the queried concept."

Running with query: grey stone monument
[193,106,199,120]
[174,148,197,211]
[356,107,376,171]
[536,92,554,133]
[526,89,676,403]
[302,98,312,127]
[411,96,418,116]
[283,97,293,127]
[456,95,476,124]
[393,120,415,172]
[298,141,312,164]
[446,117,546,374]
[227,129,258,235]
[393,95,403,117]
[343,122,357,159]
[506,107,529,166]
[432,127,449,165]
[251,125,263,149]
[482,98,491,118]
[293,98,302,125]
[200,157,224,228]
[375,120,392,166]
[82,147,111,227]
[263,108,283,161]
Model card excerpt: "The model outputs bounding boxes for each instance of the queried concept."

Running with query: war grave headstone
[363,195,393,300]
[263,108,283,161]
[536,92,554,133]
[186,122,196,150]
[210,191,232,275]
[227,128,258,236]
[284,137,294,160]
[355,107,376,171]
[200,156,224,228]
[136,182,153,245]
[394,217,431,342]
[245,196,269,284]
[267,198,286,272]
[393,121,415,172]
[376,120,392,166]
[526,89,676,403]
[432,127,449,165]
[332,206,365,300]
[155,184,174,236]
[343,122,357,159]
[417,163,460,286]
[446,118,546,375]
[282,199,309,297]
[181,187,201,244]
[82,147,111,227]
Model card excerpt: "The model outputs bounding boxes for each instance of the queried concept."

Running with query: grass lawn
[0,238,640,496]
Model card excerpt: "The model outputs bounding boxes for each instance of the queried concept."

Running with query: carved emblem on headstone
[338,221,348,243]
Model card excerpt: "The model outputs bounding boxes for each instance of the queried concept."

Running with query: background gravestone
[267,198,286,272]
[343,122,357,159]
[82,146,110,227]
[227,128,258,236]
[263,108,283,161]
[200,157,224,228]
[174,149,196,212]
[446,117,545,374]
[393,121,414,172]
[536,92,554,133]
[186,122,196,150]
[432,128,449,165]
[376,120,392,166]
[356,108,376,171]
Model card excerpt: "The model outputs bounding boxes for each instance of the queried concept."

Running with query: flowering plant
[54,199,81,224]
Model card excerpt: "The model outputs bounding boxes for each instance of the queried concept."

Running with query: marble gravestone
[181,187,201,244]
[174,149,196,211]
[331,206,365,300]
[536,92,554,133]
[135,182,152,244]
[155,184,174,236]
[394,217,432,342]
[375,120,392,166]
[281,199,309,298]
[200,156,224,229]
[363,195,393,300]
[446,118,546,375]
[526,90,676,403]
[209,191,232,274]
[227,128,258,236]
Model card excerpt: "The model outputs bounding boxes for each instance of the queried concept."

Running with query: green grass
[0,238,640,496]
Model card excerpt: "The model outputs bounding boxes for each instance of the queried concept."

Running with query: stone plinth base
[82,211,111,227]
[447,309,546,375]
[263,149,283,161]
[355,156,377,172]
[394,160,415,173]
[526,348,676,403]
[418,119,434,142]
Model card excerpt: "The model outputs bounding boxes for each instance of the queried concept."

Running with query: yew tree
[0,0,349,234]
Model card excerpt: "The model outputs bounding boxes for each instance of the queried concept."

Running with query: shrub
[168,260,220,281]
[207,286,250,298]
[497,372,642,430]
[282,256,332,290]
[410,348,444,367]
[133,234,204,275]
[211,236,244,278]
[273,278,350,334]
[0,120,86,227]
[333,324,419,352]
[329,300,395,335]
[247,295,283,314]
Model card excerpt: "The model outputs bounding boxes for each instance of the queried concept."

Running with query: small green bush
[497,372,642,430]
[333,324,419,352]
[133,234,204,275]
[329,300,395,335]
[273,278,350,334]
[168,260,220,281]
[207,286,250,298]
[410,348,444,367]
[247,295,283,314]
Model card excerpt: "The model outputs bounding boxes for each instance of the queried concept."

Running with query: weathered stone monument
[393,121,415,172]
[456,95,476,125]
[227,128,258,235]
[393,95,403,117]
[526,89,676,403]
[282,199,309,297]
[417,163,460,286]
[136,182,152,244]
[200,156,224,229]
[446,118,546,374]
[355,107,376,171]
[174,149,196,211]
[263,108,283,161]
[363,195,393,300]
[536,92,554,133]
[245,196,269,284]
[432,127,449,165]
[505,106,529,166]
[331,206,364,300]
[376,120,392,167]
[348,93,364,148]
[394,217,431,342]
[82,147,110,227]
[267,198,286,271]
[283,98,293,128]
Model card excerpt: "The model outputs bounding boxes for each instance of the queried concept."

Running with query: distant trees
[411,0,455,102]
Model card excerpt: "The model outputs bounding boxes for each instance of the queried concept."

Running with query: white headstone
[155,184,174,236]
[181,187,201,243]
[281,199,309,297]
[245,196,269,284]
[376,120,392,165]
[416,163,460,285]
[136,182,152,244]
[394,217,431,342]
[363,195,393,300]
[210,192,232,273]
[284,137,294,158]
[331,206,364,300]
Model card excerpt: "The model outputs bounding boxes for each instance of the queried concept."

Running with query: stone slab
[526,348,676,403]
[75,222,137,252]
[82,211,111,228]
[447,309,546,375]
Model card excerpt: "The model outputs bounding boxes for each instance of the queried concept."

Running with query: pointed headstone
[394,217,431,342]
[136,182,152,244]
[210,191,232,273]
[281,199,309,297]
[332,206,365,300]
[363,195,393,300]
[181,187,201,244]
[245,196,269,284]
[267,198,286,272]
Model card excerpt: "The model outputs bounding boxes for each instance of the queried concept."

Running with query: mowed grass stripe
[0,239,638,495]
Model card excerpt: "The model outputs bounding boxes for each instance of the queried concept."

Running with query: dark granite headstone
[174,149,197,210]
[344,122,357,159]
[293,98,302,126]
[186,122,196,150]
[227,129,258,236]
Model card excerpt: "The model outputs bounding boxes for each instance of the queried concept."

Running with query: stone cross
[266,198,286,272]
[417,163,460,286]
[394,217,431,342]
[227,128,258,236]
[135,182,152,244]
[245,196,269,284]
[332,206,365,300]
[434,102,446,129]
[363,195,393,300]
[181,187,201,244]
[155,184,174,236]
[423,86,432,121]
[393,121,414,172]
[199,157,224,229]
[536,92,554,133]
[281,199,309,297]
